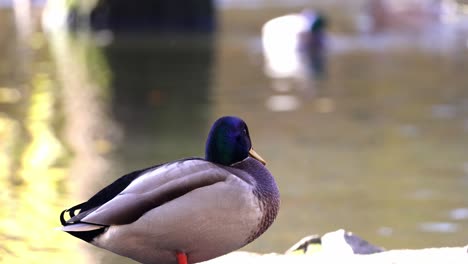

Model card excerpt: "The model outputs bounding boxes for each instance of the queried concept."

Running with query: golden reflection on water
[0,72,84,263]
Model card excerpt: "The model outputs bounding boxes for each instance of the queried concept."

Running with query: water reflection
[449,208,468,220]
[0,87,21,103]
[0,9,85,262]
[418,222,459,233]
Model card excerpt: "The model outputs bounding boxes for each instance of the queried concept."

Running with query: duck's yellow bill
[249,148,267,165]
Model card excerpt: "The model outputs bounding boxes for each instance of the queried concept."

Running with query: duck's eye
[243,128,247,135]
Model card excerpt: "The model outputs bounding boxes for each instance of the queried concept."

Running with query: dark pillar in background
[101,35,215,164]
[90,0,216,33]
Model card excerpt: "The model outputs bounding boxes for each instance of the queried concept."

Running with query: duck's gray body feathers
[61,157,279,264]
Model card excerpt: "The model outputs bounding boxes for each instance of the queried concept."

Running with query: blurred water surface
[1,1,468,263]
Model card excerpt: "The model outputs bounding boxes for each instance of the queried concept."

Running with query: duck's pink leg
[176,252,188,264]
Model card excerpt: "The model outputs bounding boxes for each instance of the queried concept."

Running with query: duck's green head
[205,116,266,166]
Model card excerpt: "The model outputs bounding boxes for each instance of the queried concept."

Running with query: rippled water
[1,2,468,263]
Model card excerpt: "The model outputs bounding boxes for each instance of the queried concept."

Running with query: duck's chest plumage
[87,158,279,264]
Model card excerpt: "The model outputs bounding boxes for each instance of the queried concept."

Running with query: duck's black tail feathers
[60,203,108,243]
[60,202,86,226]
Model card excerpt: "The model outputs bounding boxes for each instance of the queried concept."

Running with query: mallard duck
[262,10,328,79]
[59,116,280,264]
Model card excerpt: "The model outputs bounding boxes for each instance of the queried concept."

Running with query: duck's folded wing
[60,162,166,228]
[74,161,229,226]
